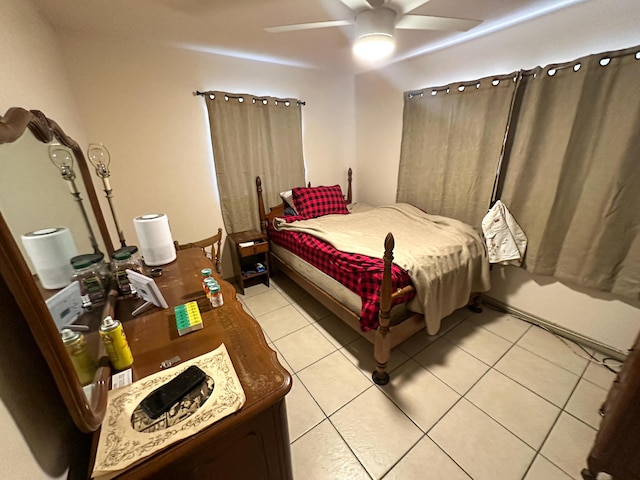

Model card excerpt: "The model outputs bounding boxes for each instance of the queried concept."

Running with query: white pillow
[280,190,297,213]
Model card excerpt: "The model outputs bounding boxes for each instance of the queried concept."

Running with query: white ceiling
[32,0,585,73]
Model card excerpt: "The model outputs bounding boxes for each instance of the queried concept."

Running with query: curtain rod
[406,71,524,99]
[406,44,640,99]
[194,90,305,106]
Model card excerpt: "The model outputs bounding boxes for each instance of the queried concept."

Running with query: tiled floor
[236,276,619,480]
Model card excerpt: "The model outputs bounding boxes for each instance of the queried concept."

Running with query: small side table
[228,230,270,295]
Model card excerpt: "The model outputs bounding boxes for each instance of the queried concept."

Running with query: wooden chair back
[174,227,223,273]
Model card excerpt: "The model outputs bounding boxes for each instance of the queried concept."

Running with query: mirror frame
[0,107,114,432]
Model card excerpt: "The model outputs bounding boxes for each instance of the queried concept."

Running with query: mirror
[0,107,114,432]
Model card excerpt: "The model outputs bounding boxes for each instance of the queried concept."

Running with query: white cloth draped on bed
[274,203,491,334]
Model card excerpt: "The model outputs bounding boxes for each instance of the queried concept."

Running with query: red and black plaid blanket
[268,217,416,331]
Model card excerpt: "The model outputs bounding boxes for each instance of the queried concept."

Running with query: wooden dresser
[89,248,292,479]
[582,331,640,480]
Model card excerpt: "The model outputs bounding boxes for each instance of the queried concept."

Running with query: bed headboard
[256,167,353,235]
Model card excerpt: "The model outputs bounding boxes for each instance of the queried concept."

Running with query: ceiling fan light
[353,7,396,61]
[353,33,395,61]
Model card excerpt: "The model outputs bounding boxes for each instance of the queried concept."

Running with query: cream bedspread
[274,203,491,334]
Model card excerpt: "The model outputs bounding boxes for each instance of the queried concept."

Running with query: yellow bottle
[61,328,96,386]
[99,315,134,370]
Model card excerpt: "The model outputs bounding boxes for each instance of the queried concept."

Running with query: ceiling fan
[265,0,482,61]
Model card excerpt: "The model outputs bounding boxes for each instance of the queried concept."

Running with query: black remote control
[139,365,207,419]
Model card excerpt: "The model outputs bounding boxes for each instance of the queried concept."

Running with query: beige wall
[2,0,639,476]
[55,32,355,276]
[0,0,89,478]
[1,0,356,476]
[0,0,84,130]
[355,0,640,352]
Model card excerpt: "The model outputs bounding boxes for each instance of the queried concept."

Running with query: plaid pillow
[292,185,349,219]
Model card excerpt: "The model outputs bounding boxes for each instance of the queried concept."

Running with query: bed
[255,169,490,384]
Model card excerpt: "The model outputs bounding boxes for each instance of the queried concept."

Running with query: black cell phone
[139,365,207,419]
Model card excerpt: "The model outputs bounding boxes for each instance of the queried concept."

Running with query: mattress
[268,221,415,331]
[271,203,490,334]
[270,242,362,314]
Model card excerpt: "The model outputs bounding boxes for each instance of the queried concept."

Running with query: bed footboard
[468,292,483,313]
[255,171,425,385]
[372,233,396,385]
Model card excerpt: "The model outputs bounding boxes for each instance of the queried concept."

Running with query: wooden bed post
[256,176,268,235]
[372,232,394,385]
[468,292,483,313]
[346,167,352,204]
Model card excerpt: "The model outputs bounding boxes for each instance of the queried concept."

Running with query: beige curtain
[500,47,640,299]
[205,92,306,233]
[397,73,518,228]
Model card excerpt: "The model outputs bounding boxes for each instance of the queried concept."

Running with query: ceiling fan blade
[394,0,433,15]
[396,14,481,32]
[338,0,376,10]
[265,20,353,33]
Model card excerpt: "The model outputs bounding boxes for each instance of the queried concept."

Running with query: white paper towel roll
[133,213,176,266]
[21,227,78,289]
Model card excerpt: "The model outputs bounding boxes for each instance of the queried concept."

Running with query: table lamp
[49,143,102,258]
[87,143,138,259]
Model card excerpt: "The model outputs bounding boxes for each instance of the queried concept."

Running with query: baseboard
[484,296,628,361]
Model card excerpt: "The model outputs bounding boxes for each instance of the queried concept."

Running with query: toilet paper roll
[133,213,176,266]
[21,227,78,289]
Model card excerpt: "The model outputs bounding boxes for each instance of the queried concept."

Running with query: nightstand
[228,230,270,295]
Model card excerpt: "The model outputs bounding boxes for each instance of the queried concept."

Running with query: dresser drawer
[239,241,268,257]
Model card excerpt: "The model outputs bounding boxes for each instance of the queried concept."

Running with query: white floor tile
[414,338,490,395]
[582,358,618,390]
[271,344,293,374]
[396,328,439,357]
[384,436,472,480]
[524,455,573,480]
[468,309,531,343]
[259,326,272,344]
[313,314,361,349]
[236,282,271,299]
[291,419,370,480]
[379,359,460,433]
[443,320,513,366]
[429,399,535,480]
[437,308,472,336]
[242,289,290,317]
[341,337,410,381]
[564,379,607,429]
[293,296,333,322]
[516,327,589,376]
[331,387,423,480]
[270,274,310,302]
[285,375,326,442]
[297,351,371,416]
[495,345,580,407]
[466,369,560,449]
[237,271,612,480]
[273,324,337,373]
[255,304,310,341]
[540,412,597,480]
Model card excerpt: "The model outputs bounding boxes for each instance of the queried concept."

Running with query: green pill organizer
[174,301,203,336]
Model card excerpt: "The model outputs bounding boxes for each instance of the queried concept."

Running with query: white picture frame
[126,269,169,316]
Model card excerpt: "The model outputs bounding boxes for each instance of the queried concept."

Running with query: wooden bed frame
[255,169,480,385]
